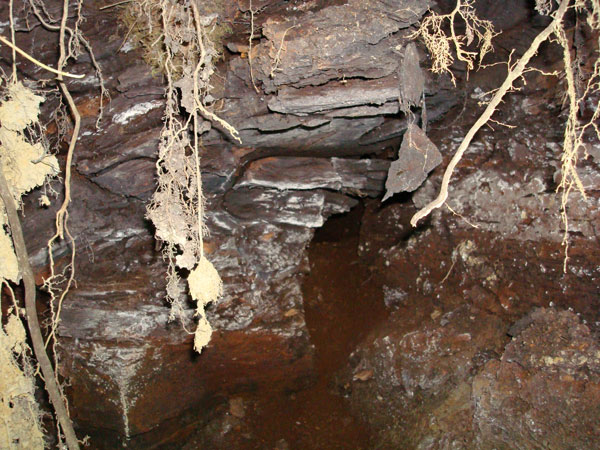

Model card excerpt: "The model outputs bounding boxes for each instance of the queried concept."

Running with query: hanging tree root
[0,169,80,450]
[0,35,84,79]
[410,0,571,227]
[44,0,84,353]
[411,0,497,85]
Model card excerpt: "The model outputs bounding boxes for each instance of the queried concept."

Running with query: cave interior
[1,0,600,448]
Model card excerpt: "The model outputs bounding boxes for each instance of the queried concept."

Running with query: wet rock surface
[1,0,435,445]
[1,0,599,448]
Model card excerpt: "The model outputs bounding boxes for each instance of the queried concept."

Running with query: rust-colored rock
[473,308,600,449]
[339,304,507,448]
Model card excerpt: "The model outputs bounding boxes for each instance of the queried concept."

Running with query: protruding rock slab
[236,156,390,197]
[268,76,400,116]
[224,187,358,227]
[398,42,425,112]
[236,116,385,152]
[383,123,442,200]
[253,0,430,92]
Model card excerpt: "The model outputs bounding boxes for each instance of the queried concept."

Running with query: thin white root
[0,35,85,79]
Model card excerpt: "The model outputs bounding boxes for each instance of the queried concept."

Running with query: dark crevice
[207,203,389,449]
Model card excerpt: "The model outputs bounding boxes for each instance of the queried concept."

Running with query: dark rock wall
[338,8,600,447]
[2,0,598,447]
[0,0,450,445]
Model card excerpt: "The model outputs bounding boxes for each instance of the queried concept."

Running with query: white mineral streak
[113,101,162,125]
